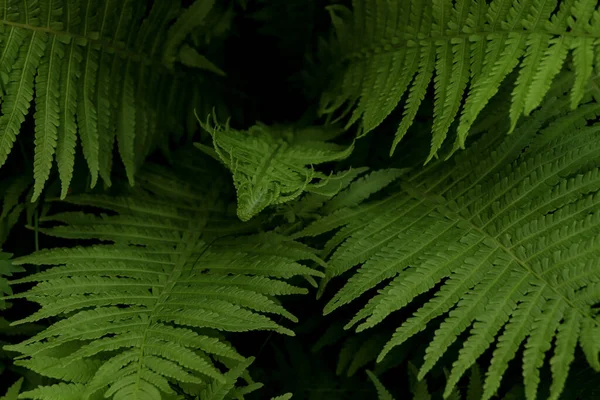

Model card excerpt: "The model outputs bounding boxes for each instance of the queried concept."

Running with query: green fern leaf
[568,0,598,109]
[76,1,100,188]
[0,0,215,199]
[391,41,435,155]
[197,119,353,221]
[6,157,322,399]
[298,86,600,400]
[19,383,85,400]
[0,30,46,166]
[55,39,81,199]
[323,0,600,159]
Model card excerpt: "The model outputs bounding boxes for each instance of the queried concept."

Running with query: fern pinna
[296,83,600,400]
[4,153,323,400]
[0,0,217,201]
[322,0,600,159]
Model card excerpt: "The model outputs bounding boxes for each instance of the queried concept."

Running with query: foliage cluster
[0,0,599,399]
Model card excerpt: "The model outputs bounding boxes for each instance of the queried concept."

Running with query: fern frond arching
[322,0,600,158]
[4,156,323,400]
[0,0,221,201]
[197,118,354,222]
[298,87,600,400]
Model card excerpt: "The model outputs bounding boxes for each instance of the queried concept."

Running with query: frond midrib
[404,179,600,327]
[346,28,600,61]
[0,19,165,70]
[130,241,190,397]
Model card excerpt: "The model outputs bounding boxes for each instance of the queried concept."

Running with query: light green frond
[580,317,600,371]
[304,88,600,400]
[15,356,103,383]
[481,284,546,400]
[0,0,217,199]
[392,41,434,155]
[76,1,99,188]
[568,0,598,109]
[522,36,570,116]
[323,0,600,159]
[19,383,85,400]
[6,157,319,399]
[197,119,353,221]
[55,40,81,199]
[32,31,63,201]
[0,30,46,167]
[548,309,581,400]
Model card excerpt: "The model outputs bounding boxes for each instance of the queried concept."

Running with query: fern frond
[198,119,354,221]
[298,88,600,400]
[0,0,220,201]
[5,159,322,399]
[323,0,600,158]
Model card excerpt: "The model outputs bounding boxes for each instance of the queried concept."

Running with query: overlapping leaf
[0,0,220,200]
[299,85,600,400]
[4,156,323,400]
[322,0,600,159]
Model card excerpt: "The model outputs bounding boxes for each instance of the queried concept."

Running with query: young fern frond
[4,157,323,400]
[0,0,220,201]
[322,0,600,160]
[298,87,600,399]
[197,119,354,222]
